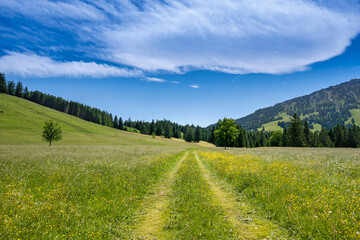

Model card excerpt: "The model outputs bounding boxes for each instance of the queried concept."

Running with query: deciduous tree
[42,120,62,146]
[214,118,239,149]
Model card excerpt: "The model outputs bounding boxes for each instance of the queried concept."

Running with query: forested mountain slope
[236,78,360,130]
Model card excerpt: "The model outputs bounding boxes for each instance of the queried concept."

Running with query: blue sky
[1,0,360,126]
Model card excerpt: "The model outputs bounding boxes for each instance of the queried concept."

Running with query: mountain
[235,78,360,131]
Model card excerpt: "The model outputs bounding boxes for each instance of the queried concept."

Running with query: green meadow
[1,94,360,239]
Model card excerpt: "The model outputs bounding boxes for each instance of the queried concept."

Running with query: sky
[1,0,360,127]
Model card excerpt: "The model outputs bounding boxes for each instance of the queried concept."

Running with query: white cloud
[1,0,360,76]
[0,52,142,78]
[100,0,360,74]
[190,84,199,89]
[144,77,167,83]
[0,0,105,21]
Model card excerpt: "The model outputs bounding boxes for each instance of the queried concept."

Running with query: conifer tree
[23,87,30,99]
[164,121,172,138]
[149,120,155,135]
[287,113,306,147]
[319,127,333,147]
[118,117,124,130]
[15,81,23,97]
[7,81,15,95]
[184,125,193,142]
[113,115,118,129]
[194,125,201,142]
[333,124,346,147]
[0,73,7,93]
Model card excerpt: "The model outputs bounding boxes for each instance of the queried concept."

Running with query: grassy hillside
[236,78,360,130]
[0,94,192,146]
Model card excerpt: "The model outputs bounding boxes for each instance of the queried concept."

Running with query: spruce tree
[333,124,346,147]
[23,87,30,99]
[184,125,193,142]
[7,81,15,95]
[15,81,23,97]
[194,125,201,142]
[287,113,306,147]
[113,116,118,129]
[347,124,360,148]
[118,117,124,130]
[0,73,7,93]
[319,127,333,147]
[164,122,172,138]
[149,120,155,135]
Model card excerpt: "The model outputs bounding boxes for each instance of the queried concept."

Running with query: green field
[1,94,360,239]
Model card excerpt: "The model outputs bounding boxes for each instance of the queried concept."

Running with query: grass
[199,148,360,239]
[166,152,234,239]
[0,94,192,147]
[0,145,187,239]
[346,109,360,125]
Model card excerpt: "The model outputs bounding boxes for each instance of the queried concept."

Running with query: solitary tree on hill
[42,120,62,146]
[214,118,239,149]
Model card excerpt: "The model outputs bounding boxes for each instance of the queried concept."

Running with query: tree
[319,127,333,147]
[214,118,239,149]
[23,87,30,99]
[164,121,173,138]
[118,117,124,130]
[15,81,23,97]
[0,73,7,93]
[7,81,15,95]
[287,113,306,147]
[113,115,119,129]
[42,120,62,146]
[184,125,193,142]
[149,120,156,135]
[333,124,346,147]
[194,125,201,142]
[269,130,282,146]
[303,121,312,146]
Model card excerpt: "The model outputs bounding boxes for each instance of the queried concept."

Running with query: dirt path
[132,151,188,240]
[194,152,287,240]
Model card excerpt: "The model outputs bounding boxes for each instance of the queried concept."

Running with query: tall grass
[0,145,184,239]
[199,149,360,239]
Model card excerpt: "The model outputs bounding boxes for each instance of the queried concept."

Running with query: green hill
[0,94,192,146]
[235,78,360,130]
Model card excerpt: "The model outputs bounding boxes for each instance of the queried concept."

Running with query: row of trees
[210,114,360,149]
[270,114,360,148]
[0,73,210,142]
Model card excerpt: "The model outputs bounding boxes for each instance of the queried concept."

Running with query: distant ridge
[235,78,360,130]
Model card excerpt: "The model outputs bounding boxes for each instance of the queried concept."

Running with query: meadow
[200,148,360,239]
[0,145,190,239]
[1,94,360,239]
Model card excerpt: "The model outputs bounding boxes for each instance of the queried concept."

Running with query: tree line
[210,114,360,148]
[0,73,210,142]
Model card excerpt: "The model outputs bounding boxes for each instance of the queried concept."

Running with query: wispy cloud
[1,0,360,76]
[144,77,167,83]
[0,52,142,78]
[190,84,200,89]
